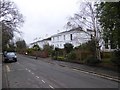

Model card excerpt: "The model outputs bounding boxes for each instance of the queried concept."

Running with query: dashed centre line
[36,76,39,79]
[31,72,34,75]
[28,70,31,72]
[49,85,54,89]
[24,67,55,88]
[42,80,45,83]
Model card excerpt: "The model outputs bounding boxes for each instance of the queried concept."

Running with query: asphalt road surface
[2,54,119,89]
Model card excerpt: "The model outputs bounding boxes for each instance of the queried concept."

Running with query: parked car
[4,52,17,63]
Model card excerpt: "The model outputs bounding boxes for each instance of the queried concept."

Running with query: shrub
[80,51,93,60]
[57,56,65,61]
[64,43,73,53]
[111,49,120,66]
[78,39,96,53]
[84,56,101,66]
[43,44,53,55]
[67,51,76,60]
[52,56,57,60]
[27,48,34,54]
[32,44,41,51]
[51,49,58,58]
[101,52,112,59]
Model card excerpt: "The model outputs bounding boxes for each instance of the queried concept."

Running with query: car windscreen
[7,52,16,56]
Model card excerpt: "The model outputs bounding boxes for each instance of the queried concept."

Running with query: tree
[78,39,96,54]
[43,44,53,55]
[66,2,101,60]
[0,0,24,51]
[16,39,26,49]
[32,44,41,51]
[96,2,120,49]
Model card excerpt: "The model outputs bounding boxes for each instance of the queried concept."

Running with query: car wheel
[14,59,17,62]
[4,59,8,63]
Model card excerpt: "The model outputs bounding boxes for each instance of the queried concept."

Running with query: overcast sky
[11,0,81,44]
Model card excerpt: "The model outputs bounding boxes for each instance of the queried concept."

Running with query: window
[64,35,65,40]
[60,44,62,47]
[57,44,59,47]
[70,34,72,40]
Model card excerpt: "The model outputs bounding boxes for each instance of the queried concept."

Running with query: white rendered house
[29,27,115,52]
[51,27,93,49]
[29,37,51,49]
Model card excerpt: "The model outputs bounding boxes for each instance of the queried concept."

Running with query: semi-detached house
[29,27,93,49]
[51,27,93,49]
[29,37,51,49]
[29,27,116,52]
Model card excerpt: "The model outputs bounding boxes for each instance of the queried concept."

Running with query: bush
[67,51,76,60]
[84,56,101,66]
[78,39,96,53]
[32,44,41,51]
[27,48,34,54]
[80,51,93,60]
[111,49,120,66]
[101,52,112,59]
[52,56,57,60]
[43,44,53,55]
[57,56,65,61]
[64,43,73,53]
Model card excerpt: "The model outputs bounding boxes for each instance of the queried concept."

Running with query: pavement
[27,55,120,83]
[0,54,2,90]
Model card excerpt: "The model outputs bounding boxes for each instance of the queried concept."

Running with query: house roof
[51,27,92,37]
[29,27,93,45]
[30,37,51,45]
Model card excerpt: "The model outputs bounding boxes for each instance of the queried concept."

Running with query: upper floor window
[64,35,65,40]
[52,37,54,41]
[70,34,72,40]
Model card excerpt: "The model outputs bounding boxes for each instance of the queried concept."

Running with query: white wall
[51,30,91,49]
[37,40,51,49]
[29,40,51,49]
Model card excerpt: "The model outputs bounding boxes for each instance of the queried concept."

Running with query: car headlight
[14,56,17,58]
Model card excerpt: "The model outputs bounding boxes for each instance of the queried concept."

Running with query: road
[2,54,119,89]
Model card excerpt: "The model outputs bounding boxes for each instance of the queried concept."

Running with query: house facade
[29,37,51,49]
[29,27,115,52]
[51,27,93,49]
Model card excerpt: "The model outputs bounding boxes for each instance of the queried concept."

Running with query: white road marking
[72,69,79,71]
[49,85,54,89]
[79,70,89,74]
[31,72,34,75]
[25,68,28,70]
[28,70,31,72]
[6,65,10,72]
[42,80,45,83]
[36,76,39,79]
[72,68,119,82]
